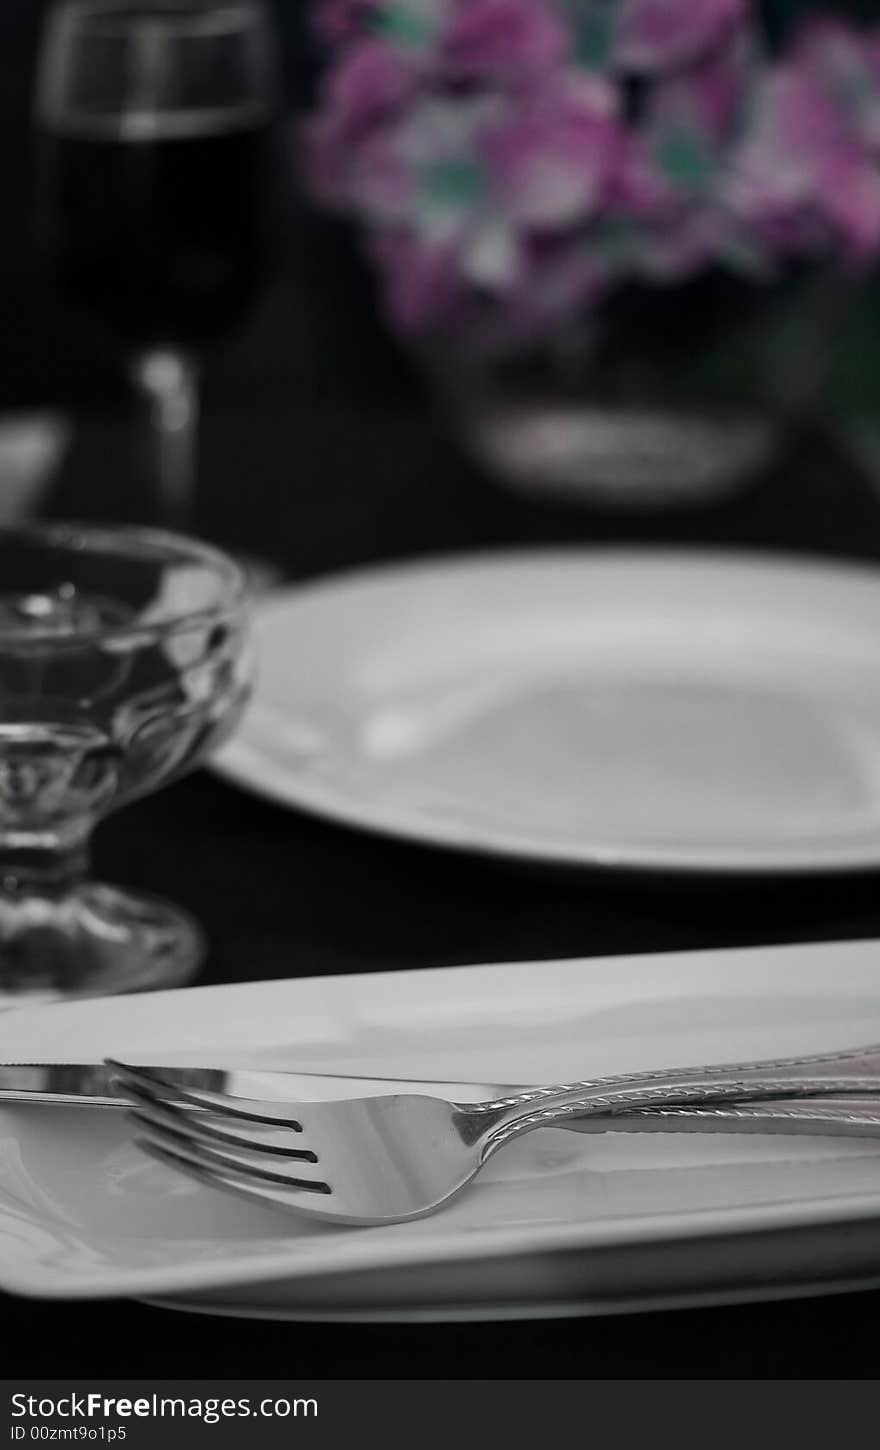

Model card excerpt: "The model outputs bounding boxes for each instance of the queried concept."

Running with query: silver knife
[4,1062,880,1138]
[0,1062,511,1109]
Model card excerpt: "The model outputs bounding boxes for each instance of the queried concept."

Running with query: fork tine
[128,1109,333,1194]
[121,1080,320,1162]
[135,1137,338,1220]
[106,1060,309,1129]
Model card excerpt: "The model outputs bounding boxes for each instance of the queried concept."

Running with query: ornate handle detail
[478,1043,880,1154]
[563,1096,880,1138]
[474,1041,880,1115]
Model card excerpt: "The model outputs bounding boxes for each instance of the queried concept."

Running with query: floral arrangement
[304,1,880,343]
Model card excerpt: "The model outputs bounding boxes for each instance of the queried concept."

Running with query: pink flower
[562,0,748,76]
[322,76,623,295]
[324,37,415,131]
[483,76,621,226]
[794,18,880,155]
[301,39,415,206]
[618,0,748,73]
[610,133,676,220]
[649,30,756,147]
[303,1,880,336]
[313,0,377,45]
[726,39,880,263]
[333,98,517,289]
[824,159,880,258]
[444,0,570,82]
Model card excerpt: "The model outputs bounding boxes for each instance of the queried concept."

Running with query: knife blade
[0,1062,521,1109]
[3,1063,880,1140]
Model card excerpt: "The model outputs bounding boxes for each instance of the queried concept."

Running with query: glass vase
[424,267,850,509]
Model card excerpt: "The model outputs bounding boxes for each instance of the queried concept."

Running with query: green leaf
[371,5,435,50]
[422,157,484,209]
[565,0,618,71]
[654,126,716,194]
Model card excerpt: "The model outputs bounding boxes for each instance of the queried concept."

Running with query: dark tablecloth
[7,403,880,1377]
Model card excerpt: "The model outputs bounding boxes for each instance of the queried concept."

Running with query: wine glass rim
[46,2,270,39]
[0,521,248,645]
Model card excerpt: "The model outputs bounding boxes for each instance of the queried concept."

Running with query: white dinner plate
[215,548,880,873]
[5,942,880,1319]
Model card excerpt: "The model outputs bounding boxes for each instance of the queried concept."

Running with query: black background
[5,0,880,1379]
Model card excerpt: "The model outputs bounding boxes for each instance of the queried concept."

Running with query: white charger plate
[4,943,880,1318]
[216,549,880,873]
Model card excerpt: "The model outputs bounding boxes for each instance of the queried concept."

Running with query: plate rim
[216,546,880,874]
[144,1271,880,1325]
[7,1186,880,1303]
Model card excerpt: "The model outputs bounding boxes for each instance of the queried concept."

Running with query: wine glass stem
[0,833,91,990]
[0,835,90,899]
[132,349,200,533]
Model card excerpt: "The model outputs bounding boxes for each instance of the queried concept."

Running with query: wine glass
[0,522,250,1006]
[33,1,283,546]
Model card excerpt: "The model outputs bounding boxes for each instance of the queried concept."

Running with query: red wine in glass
[37,118,280,353]
[34,2,283,535]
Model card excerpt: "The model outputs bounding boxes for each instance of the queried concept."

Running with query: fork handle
[560,1096,880,1138]
[478,1045,880,1152]
[479,1042,880,1117]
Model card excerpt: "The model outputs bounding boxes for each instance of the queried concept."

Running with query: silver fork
[112,1041,880,1226]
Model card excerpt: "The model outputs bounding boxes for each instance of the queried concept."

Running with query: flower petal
[619,0,748,73]
[484,77,621,225]
[444,0,570,81]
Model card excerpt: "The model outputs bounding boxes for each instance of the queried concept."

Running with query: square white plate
[4,941,880,1318]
